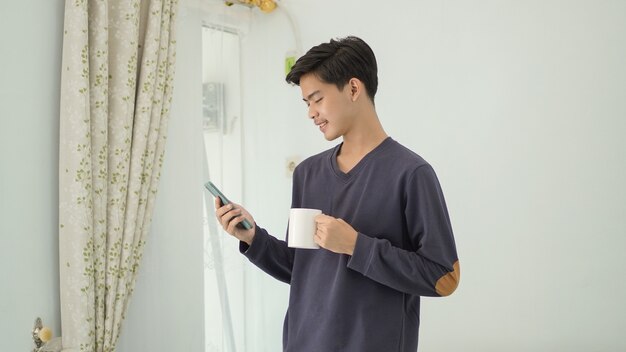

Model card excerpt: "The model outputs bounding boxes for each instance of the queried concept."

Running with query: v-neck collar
[329,137,393,182]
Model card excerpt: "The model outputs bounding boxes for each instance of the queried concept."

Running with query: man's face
[299,73,356,141]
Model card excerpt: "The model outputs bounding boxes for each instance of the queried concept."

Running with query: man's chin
[324,133,340,142]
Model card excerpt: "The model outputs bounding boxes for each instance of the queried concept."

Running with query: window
[201,26,246,352]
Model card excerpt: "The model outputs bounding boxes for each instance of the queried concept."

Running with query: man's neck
[334,111,388,175]
[340,112,388,158]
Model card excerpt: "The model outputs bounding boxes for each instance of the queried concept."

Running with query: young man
[215,36,460,352]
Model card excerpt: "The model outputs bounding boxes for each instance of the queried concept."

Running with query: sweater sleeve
[238,165,306,284]
[240,225,294,284]
[347,164,460,297]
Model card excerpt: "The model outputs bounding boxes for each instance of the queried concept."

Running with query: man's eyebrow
[302,90,321,102]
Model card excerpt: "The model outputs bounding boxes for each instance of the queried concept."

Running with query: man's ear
[349,78,361,101]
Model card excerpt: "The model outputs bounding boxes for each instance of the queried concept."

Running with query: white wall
[0,1,63,350]
[238,1,626,351]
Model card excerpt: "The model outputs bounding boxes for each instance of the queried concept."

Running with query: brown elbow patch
[435,260,460,296]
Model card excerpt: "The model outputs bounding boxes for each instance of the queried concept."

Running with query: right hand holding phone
[214,198,256,245]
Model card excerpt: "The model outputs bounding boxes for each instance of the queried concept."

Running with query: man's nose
[308,105,318,119]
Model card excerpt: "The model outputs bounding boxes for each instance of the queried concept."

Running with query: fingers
[214,198,229,216]
[227,213,247,234]
[315,215,331,239]
[214,198,254,234]
[215,201,241,232]
[315,213,333,223]
[218,207,233,225]
[315,221,327,243]
[215,200,239,218]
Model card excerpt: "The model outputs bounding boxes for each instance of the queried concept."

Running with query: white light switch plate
[285,156,301,177]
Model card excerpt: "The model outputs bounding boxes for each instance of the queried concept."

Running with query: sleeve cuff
[347,233,376,275]
[240,225,268,262]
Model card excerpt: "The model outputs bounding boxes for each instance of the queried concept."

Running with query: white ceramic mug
[288,208,322,249]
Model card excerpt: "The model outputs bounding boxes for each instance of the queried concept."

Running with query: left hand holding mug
[314,214,358,255]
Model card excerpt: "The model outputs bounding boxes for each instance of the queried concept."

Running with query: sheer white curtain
[201,25,247,352]
[58,0,179,351]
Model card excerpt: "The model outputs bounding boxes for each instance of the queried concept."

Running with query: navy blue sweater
[241,137,460,352]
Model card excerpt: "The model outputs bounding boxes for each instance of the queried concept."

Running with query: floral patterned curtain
[58,0,178,350]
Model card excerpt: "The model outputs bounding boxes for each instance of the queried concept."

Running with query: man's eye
[315,98,323,103]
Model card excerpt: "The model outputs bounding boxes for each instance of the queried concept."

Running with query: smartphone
[204,181,253,230]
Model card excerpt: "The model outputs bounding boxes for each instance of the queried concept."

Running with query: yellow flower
[259,0,276,13]
[38,327,53,342]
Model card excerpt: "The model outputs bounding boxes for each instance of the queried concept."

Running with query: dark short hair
[286,36,378,102]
